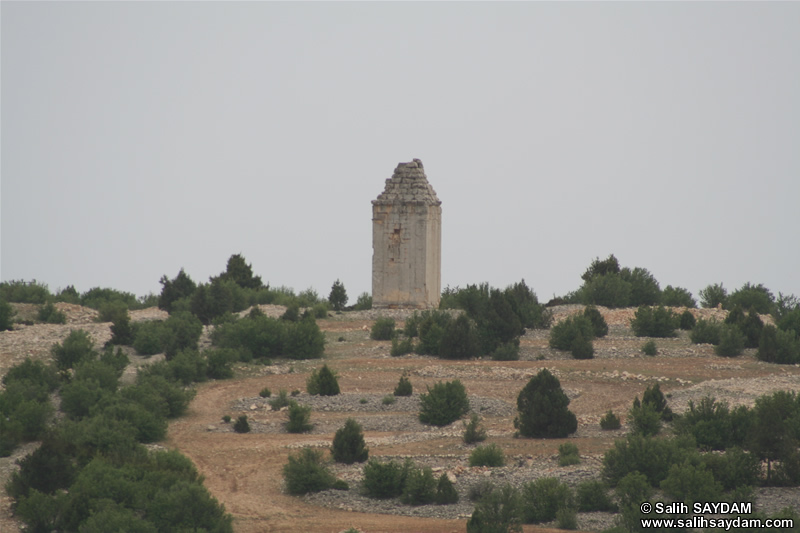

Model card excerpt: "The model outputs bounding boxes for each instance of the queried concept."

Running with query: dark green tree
[466,484,523,533]
[439,314,480,359]
[219,253,262,289]
[0,297,14,331]
[514,369,577,438]
[52,329,97,371]
[328,279,348,311]
[306,364,340,396]
[158,269,196,313]
[419,380,470,426]
[331,418,368,464]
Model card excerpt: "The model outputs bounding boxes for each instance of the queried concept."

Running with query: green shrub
[556,507,578,530]
[569,330,594,359]
[558,442,580,466]
[285,401,313,433]
[700,283,728,309]
[158,269,197,313]
[108,309,134,346]
[439,314,480,359]
[435,473,459,505]
[642,383,673,421]
[521,477,574,524]
[630,306,677,337]
[0,297,14,331]
[281,304,300,322]
[583,306,609,337]
[133,320,164,355]
[160,311,203,359]
[514,369,577,438]
[741,310,764,349]
[394,373,413,396]
[660,460,722,506]
[283,448,336,495]
[3,358,60,393]
[466,483,522,533]
[328,279,348,311]
[576,479,617,512]
[205,348,235,379]
[401,466,436,505]
[469,443,505,467]
[490,340,520,361]
[167,349,207,385]
[463,413,488,444]
[674,397,737,451]
[353,292,372,311]
[259,387,271,398]
[370,317,396,340]
[679,310,696,330]
[37,302,66,324]
[331,418,368,464]
[715,325,745,357]
[52,329,97,370]
[600,410,621,430]
[283,316,326,359]
[578,271,632,308]
[306,364,340,396]
[602,434,696,487]
[701,447,760,491]
[312,302,329,318]
[629,399,661,436]
[222,415,231,423]
[0,280,51,303]
[390,336,413,356]
[361,459,411,499]
[642,340,657,355]
[690,318,723,345]
[418,379,469,426]
[269,389,290,410]
[757,325,800,364]
[727,282,775,314]
[778,306,800,337]
[615,471,653,532]
[468,480,496,502]
[549,315,594,351]
[381,394,395,405]
[233,415,250,433]
[661,285,697,308]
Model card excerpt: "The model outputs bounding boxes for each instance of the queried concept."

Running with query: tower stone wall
[372,159,441,309]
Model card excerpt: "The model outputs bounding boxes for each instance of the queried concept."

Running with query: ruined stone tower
[372,159,441,309]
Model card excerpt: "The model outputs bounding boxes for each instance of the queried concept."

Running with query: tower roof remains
[372,158,441,206]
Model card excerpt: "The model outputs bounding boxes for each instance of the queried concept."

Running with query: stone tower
[372,159,441,309]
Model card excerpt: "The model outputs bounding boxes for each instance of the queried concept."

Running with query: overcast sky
[2,2,799,305]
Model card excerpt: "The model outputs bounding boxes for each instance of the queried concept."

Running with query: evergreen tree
[331,418,368,464]
[328,280,348,311]
[514,369,577,438]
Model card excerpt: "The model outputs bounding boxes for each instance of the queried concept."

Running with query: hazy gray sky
[2,2,799,304]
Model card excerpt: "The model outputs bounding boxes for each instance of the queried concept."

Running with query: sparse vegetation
[558,442,580,466]
[463,413,488,444]
[370,317,396,340]
[469,443,506,467]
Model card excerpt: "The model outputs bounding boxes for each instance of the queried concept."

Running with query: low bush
[583,306,608,337]
[281,304,300,322]
[401,466,436,505]
[160,311,203,359]
[630,306,677,338]
[353,292,372,311]
[556,508,578,530]
[370,318,396,340]
[52,329,97,370]
[463,413,488,444]
[394,373,413,396]
[233,415,250,433]
[642,383,673,421]
[727,282,775,315]
[558,442,580,466]
[629,399,661,436]
[715,325,745,357]
[520,477,574,524]
[466,483,522,533]
[381,394,395,405]
[490,340,520,361]
[362,459,411,499]
[757,325,800,364]
[700,283,728,309]
[642,340,657,355]
[435,473,459,505]
[576,479,617,512]
[0,298,14,331]
[602,434,697,487]
[306,364,340,396]
[549,315,594,351]
[133,320,164,355]
[259,387,272,398]
[286,401,313,433]
[679,310,696,330]
[741,310,764,348]
[660,460,722,506]
[418,380,469,426]
[690,318,723,345]
[600,410,621,430]
[469,443,505,467]
[674,396,737,451]
[439,314,480,359]
[269,390,290,410]
[661,285,697,308]
[468,480,496,503]
[0,280,50,304]
[701,447,761,491]
[390,336,414,356]
[331,418,368,464]
[37,302,66,324]
[283,448,336,495]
